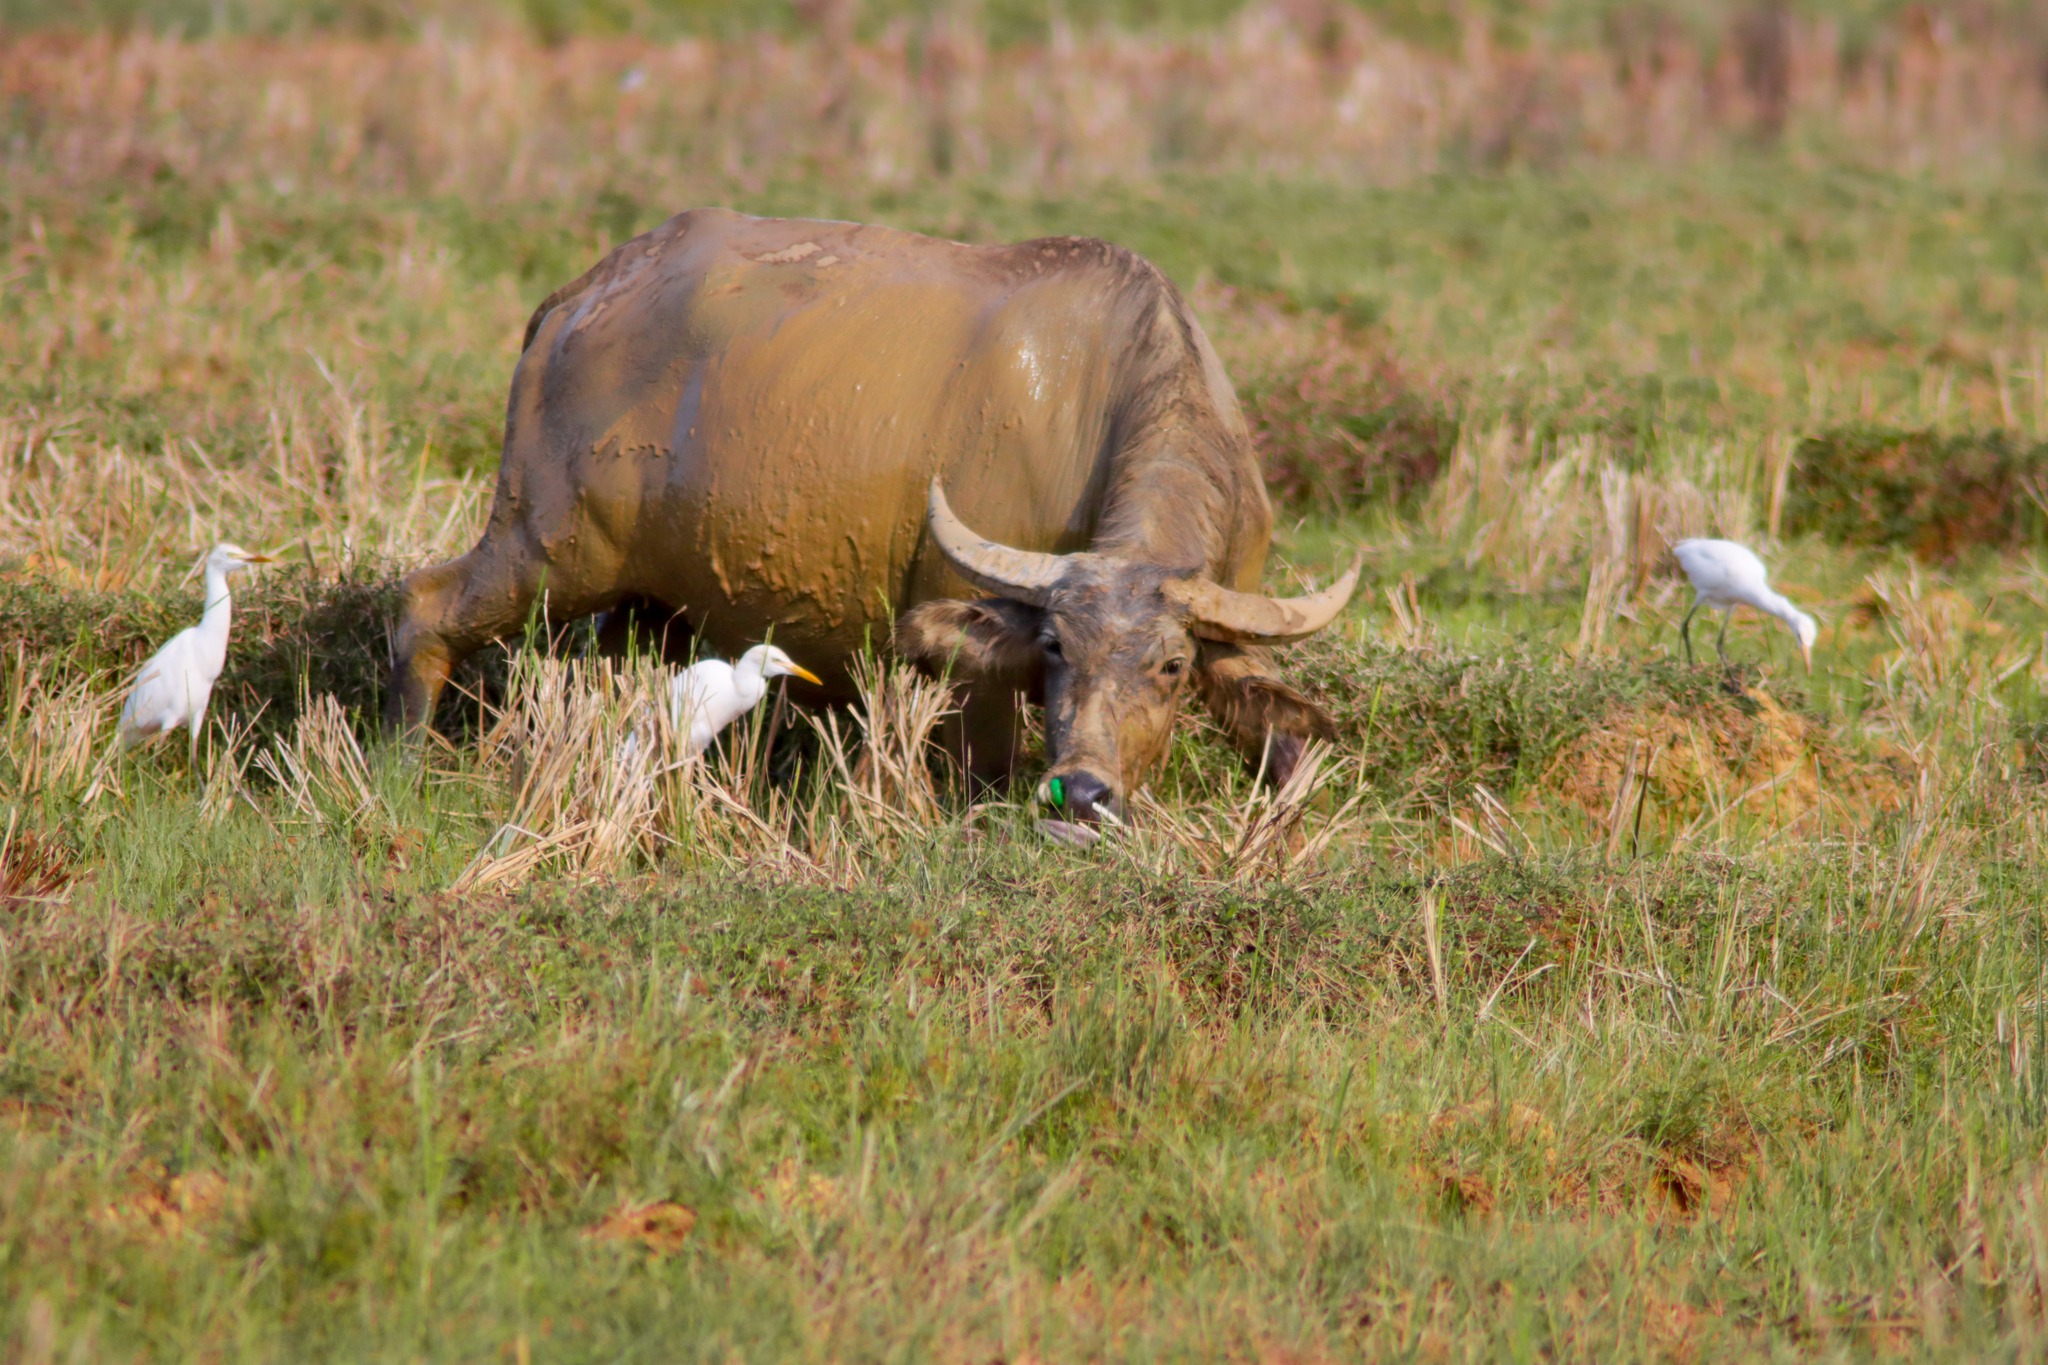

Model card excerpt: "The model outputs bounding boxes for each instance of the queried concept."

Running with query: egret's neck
[731,652,771,708]
[197,564,236,662]
[1758,589,1806,631]
[202,563,235,615]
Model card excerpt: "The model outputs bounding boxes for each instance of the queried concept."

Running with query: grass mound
[0,560,401,736]
[1293,635,1730,808]
[1291,635,1898,833]
[0,557,1906,843]
[1545,686,1901,837]
[1785,426,2048,560]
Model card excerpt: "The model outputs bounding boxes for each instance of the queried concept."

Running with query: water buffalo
[388,207,1358,821]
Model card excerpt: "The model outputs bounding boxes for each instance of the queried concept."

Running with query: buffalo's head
[896,480,1359,823]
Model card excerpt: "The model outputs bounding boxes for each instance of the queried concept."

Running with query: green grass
[1786,426,2048,560]
[12,162,2045,484]
[10,780,2048,1358]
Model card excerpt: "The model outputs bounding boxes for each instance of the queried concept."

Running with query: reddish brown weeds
[0,826,71,908]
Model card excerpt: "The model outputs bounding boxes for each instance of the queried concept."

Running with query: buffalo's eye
[1160,657,1187,678]
[1041,636,1064,659]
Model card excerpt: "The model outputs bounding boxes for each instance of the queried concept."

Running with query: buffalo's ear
[895,598,1044,683]
[1193,641,1338,787]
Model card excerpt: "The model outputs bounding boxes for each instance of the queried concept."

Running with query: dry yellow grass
[0,394,489,596]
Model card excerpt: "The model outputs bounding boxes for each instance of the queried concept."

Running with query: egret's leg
[1679,600,1701,665]
[188,689,210,772]
[1715,608,1732,662]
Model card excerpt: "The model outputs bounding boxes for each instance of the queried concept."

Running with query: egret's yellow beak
[239,552,275,564]
[786,665,824,686]
[1799,642,1813,673]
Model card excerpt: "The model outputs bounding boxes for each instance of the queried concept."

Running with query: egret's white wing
[117,629,199,748]
[1673,538,1771,608]
[670,660,745,756]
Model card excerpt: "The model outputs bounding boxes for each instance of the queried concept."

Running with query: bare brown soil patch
[1545,687,1904,838]
[583,1199,697,1255]
[95,1165,233,1242]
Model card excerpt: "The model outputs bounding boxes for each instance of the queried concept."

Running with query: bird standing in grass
[117,542,273,760]
[667,645,824,755]
[623,644,824,766]
[1671,537,1816,670]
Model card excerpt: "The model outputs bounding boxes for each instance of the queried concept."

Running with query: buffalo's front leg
[936,685,1029,799]
[1193,643,1336,790]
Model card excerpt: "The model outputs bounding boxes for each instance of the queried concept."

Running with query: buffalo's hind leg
[387,545,520,733]
[593,594,695,666]
[387,536,614,733]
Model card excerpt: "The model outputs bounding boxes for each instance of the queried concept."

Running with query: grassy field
[8,9,2048,1361]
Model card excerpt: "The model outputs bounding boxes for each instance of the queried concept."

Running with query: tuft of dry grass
[582,1199,696,1256]
[1127,740,1362,883]
[0,818,71,908]
[0,646,120,802]
[194,708,263,824]
[451,653,680,892]
[93,1166,233,1244]
[0,393,487,598]
[451,648,964,892]
[254,689,385,829]
[806,652,956,847]
[1422,424,1763,598]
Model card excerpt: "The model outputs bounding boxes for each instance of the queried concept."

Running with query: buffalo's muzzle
[1044,770,1119,824]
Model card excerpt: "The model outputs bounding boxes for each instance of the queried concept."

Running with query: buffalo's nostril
[1046,771,1117,822]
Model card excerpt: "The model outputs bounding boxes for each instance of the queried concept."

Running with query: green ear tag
[1047,776,1065,808]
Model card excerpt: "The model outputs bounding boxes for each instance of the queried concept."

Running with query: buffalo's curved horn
[1163,553,1364,645]
[925,478,1068,606]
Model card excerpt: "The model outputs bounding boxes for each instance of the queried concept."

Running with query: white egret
[624,644,823,765]
[1671,537,1816,670]
[116,543,274,760]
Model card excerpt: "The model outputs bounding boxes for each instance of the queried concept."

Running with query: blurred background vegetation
[4,0,2045,47]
